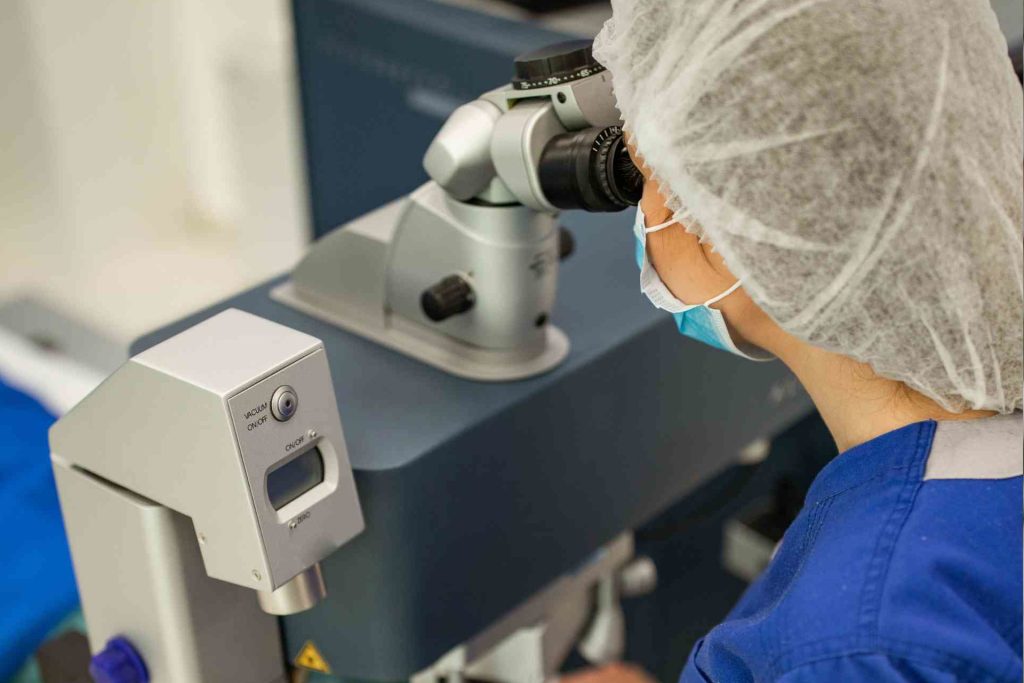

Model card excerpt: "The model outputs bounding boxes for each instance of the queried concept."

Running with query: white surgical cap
[595,0,1024,413]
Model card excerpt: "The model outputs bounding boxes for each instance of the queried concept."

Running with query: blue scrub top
[0,377,78,681]
[682,418,1023,683]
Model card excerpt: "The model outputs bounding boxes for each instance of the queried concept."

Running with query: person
[568,0,1024,681]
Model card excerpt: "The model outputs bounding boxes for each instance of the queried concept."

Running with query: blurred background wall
[0,0,309,344]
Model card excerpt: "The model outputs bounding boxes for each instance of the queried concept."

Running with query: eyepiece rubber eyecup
[538,126,643,213]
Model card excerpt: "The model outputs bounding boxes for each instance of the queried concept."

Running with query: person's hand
[560,663,658,683]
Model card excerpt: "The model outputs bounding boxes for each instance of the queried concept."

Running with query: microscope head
[50,309,364,615]
[423,39,643,213]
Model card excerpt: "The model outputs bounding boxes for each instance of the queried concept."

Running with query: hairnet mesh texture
[594,0,1024,413]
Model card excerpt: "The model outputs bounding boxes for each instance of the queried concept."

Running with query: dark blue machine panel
[293,0,572,237]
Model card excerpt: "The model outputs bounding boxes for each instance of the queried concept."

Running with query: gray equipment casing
[51,310,364,682]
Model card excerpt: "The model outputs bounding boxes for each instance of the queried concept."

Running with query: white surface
[0,324,105,415]
[134,308,318,395]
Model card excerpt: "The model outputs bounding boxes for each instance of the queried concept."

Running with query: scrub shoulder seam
[855,421,933,636]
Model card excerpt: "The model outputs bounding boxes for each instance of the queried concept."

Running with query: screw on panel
[252,570,262,581]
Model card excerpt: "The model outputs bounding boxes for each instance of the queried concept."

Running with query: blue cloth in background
[681,420,1023,683]
[0,377,78,682]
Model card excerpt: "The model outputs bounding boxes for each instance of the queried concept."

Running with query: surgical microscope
[272,39,642,380]
[52,40,811,683]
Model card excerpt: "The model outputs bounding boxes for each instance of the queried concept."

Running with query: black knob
[421,275,475,322]
[512,39,605,91]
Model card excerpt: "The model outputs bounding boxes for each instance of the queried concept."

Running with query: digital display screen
[267,446,325,510]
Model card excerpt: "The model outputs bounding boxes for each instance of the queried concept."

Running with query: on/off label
[294,640,332,674]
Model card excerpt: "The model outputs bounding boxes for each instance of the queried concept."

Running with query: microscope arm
[424,45,624,213]
[490,98,566,213]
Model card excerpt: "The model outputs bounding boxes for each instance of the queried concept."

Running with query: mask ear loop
[702,280,743,308]
[644,218,676,234]
[642,217,746,309]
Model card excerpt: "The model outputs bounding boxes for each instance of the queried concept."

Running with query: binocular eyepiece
[539,125,644,213]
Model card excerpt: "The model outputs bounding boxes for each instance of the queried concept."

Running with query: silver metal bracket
[272,280,569,381]
[272,182,570,382]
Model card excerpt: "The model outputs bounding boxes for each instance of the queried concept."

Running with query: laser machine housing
[50,309,364,682]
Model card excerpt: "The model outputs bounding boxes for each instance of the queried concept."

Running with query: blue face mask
[634,207,772,361]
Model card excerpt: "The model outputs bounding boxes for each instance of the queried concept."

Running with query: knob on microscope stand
[422,275,476,322]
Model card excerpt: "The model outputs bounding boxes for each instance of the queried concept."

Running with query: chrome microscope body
[272,40,642,380]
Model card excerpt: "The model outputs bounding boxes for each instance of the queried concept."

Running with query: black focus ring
[592,126,627,209]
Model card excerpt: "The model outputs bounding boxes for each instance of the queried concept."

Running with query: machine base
[271,281,570,382]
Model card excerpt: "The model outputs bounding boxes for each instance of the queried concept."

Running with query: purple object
[89,636,149,683]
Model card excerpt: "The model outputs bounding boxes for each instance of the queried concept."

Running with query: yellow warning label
[294,640,332,674]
